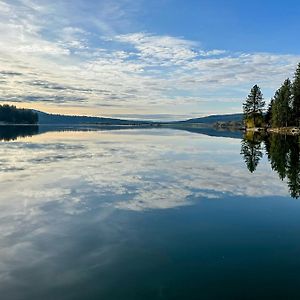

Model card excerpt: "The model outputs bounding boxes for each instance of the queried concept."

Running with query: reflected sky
[0,129,289,211]
[0,129,298,299]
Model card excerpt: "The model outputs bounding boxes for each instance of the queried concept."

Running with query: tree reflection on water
[241,132,300,198]
[0,125,39,141]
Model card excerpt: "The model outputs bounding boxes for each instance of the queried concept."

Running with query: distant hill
[36,111,151,125]
[176,113,243,124]
[34,110,243,127]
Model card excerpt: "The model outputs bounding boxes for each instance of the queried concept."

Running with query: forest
[0,105,38,124]
[243,63,300,129]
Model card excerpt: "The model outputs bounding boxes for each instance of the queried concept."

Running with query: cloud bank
[0,0,299,119]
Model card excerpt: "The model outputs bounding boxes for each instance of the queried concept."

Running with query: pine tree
[292,63,300,126]
[265,99,274,126]
[271,79,292,128]
[243,85,265,127]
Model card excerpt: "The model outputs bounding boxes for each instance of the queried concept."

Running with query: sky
[0,0,300,120]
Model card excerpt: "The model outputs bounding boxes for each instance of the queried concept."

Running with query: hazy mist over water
[1,128,300,299]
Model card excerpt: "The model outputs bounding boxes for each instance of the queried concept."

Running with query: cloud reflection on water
[0,129,289,214]
[0,128,292,298]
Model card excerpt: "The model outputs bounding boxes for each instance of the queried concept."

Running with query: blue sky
[142,0,300,54]
[0,0,300,120]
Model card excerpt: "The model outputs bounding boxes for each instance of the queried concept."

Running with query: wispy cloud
[114,33,200,65]
[0,0,299,118]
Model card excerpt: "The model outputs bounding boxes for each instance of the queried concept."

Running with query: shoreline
[246,127,300,135]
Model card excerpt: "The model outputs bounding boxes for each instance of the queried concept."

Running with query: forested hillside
[0,105,38,124]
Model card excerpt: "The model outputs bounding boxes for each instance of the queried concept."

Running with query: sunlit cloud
[0,0,299,119]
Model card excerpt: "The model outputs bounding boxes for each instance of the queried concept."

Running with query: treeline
[0,105,38,124]
[243,63,300,128]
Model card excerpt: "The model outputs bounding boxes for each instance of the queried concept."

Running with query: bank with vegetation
[243,63,300,133]
[0,105,38,124]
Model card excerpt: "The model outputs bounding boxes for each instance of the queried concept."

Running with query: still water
[1,127,300,300]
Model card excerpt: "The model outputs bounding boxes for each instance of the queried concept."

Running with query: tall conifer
[243,85,265,127]
[271,79,292,128]
[292,63,300,126]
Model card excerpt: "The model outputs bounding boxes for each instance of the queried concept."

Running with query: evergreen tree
[265,99,274,126]
[243,85,265,127]
[271,79,292,128]
[292,63,300,126]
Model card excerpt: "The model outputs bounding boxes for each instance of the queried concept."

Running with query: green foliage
[265,99,274,125]
[271,79,292,128]
[243,63,300,128]
[245,114,264,128]
[292,63,300,126]
[0,105,38,124]
[243,85,265,128]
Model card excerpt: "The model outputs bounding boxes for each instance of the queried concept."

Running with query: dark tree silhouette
[0,105,38,124]
[271,79,292,128]
[266,134,289,180]
[0,125,39,141]
[264,134,300,198]
[265,99,274,126]
[243,63,300,128]
[243,85,265,128]
[241,133,263,173]
[292,63,300,126]
[287,136,300,199]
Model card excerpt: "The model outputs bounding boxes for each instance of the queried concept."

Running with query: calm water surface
[1,128,300,300]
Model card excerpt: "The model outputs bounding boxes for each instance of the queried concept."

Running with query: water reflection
[1,128,299,299]
[0,125,39,141]
[240,132,263,173]
[0,124,243,142]
[241,132,300,198]
[0,125,136,141]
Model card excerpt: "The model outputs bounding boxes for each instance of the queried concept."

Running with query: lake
[1,127,300,300]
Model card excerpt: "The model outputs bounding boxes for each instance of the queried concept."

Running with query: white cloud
[199,49,226,57]
[0,0,299,118]
[115,33,199,64]
[0,0,10,12]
